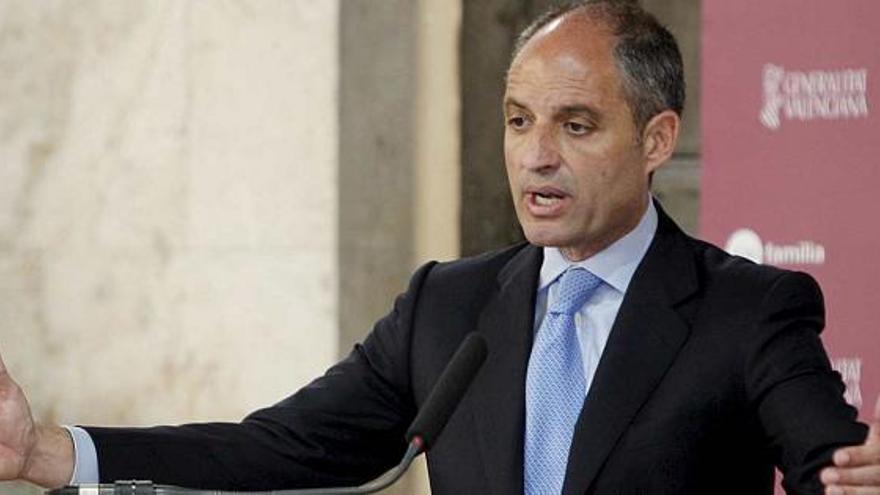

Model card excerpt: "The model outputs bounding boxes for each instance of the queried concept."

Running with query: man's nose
[521,125,561,172]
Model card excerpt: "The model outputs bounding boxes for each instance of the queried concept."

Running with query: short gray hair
[512,0,685,133]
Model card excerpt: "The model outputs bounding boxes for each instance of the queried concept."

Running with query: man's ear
[641,110,681,174]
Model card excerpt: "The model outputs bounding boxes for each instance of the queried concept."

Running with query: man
[1,1,879,494]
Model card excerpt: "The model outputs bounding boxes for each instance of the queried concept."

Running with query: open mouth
[525,187,569,216]
[533,191,564,206]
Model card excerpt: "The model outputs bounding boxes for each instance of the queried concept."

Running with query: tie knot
[549,267,602,315]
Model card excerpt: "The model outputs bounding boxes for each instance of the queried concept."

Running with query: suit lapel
[562,205,700,495]
[472,244,542,495]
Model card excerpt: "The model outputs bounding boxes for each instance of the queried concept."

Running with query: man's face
[504,16,654,261]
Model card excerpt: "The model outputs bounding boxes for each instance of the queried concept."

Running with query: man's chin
[521,227,571,249]
[521,224,600,260]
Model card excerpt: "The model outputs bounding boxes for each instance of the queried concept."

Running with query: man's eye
[565,122,590,135]
[507,116,529,129]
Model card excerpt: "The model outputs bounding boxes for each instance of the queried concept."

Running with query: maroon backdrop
[700,1,879,486]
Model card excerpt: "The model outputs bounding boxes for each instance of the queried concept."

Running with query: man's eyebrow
[503,98,602,122]
[559,104,602,122]
[503,97,528,112]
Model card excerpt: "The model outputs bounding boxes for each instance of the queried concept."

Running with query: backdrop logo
[832,357,863,408]
[760,64,869,130]
[725,228,826,266]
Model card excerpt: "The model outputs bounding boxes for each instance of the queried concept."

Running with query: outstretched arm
[0,350,74,488]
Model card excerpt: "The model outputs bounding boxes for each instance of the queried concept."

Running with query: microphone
[405,332,488,450]
[47,333,488,495]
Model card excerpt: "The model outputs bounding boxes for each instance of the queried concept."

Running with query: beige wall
[408,3,463,493]
[0,1,339,493]
[414,0,461,265]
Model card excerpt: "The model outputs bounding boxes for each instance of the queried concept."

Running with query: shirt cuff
[62,425,100,484]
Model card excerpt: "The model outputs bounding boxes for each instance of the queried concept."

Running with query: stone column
[338,0,460,492]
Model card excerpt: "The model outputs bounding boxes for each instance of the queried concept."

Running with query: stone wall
[0,2,339,493]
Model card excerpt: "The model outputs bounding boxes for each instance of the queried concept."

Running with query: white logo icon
[725,229,764,264]
[760,65,786,130]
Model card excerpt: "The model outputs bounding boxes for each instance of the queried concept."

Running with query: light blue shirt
[63,425,99,484]
[534,200,657,398]
[66,200,658,485]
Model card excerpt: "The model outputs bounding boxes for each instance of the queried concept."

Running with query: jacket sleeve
[745,271,868,494]
[84,261,437,491]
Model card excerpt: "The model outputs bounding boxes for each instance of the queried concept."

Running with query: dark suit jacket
[87,205,867,494]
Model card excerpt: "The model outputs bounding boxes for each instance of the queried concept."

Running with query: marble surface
[0,1,339,492]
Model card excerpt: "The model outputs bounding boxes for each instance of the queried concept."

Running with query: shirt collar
[539,198,658,294]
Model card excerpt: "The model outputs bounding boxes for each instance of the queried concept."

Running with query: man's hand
[822,397,880,494]
[0,350,74,488]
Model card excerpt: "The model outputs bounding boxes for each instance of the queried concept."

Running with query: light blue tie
[524,267,602,495]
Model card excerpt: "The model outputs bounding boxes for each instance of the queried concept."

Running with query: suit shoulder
[391,242,532,319]
[687,236,822,305]
[422,242,531,289]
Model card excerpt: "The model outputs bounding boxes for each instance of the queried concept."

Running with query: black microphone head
[405,333,488,451]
